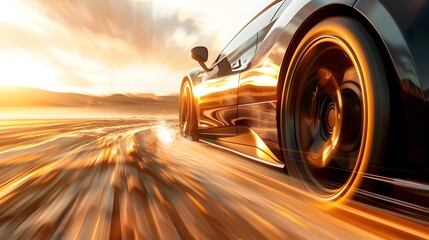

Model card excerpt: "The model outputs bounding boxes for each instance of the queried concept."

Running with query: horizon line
[0,85,179,97]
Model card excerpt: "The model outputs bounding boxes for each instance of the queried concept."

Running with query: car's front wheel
[281,17,390,202]
[180,81,198,141]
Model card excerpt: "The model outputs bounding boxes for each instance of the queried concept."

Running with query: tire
[180,81,199,141]
[280,17,389,202]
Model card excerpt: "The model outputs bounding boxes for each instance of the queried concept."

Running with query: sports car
[179,0,429,215]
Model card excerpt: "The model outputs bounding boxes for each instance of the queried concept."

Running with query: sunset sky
[0,0,272,95]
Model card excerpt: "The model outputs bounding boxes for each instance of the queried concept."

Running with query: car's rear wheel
[180,81,198,141]
[281,17,389,202]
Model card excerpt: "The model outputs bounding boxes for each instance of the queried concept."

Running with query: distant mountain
[0,87,179,114]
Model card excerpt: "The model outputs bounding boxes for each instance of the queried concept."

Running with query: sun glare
[0,51,58,91]
[156,123,174,144]
[0,0,55,35]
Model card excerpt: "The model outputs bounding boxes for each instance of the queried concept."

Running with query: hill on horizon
[0,86,179,115]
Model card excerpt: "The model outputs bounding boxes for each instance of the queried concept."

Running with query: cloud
[0,22,49,53]
[59,71,93,89]
[29,0,216,71]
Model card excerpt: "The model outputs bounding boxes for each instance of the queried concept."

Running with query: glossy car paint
[182,0,429,213]
[354,0,429,183]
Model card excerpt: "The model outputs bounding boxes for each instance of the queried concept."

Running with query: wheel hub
[320,98,338,140]
[327,105,336,130]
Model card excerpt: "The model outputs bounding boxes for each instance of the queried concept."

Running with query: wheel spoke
[305,122,327,167]
[343,66,359,84]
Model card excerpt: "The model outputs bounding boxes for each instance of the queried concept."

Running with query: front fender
[183,67,205,90]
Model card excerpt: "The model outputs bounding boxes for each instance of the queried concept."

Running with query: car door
[234,1,286,150]
[197,1,284,136]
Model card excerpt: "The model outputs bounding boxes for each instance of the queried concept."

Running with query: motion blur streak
[0,118,427,239]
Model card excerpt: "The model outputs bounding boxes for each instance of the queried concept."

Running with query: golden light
[0,0,64,93]
[0,51,58,91]
[156,122,174,144]
[0,0,51,35]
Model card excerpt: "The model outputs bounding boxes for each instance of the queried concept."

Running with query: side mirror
[190,46,212,72]
[191,46,208,62]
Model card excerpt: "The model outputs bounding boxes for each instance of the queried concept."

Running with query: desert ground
[0,117,428,239]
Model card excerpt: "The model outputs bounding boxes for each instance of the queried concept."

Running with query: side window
[229,35,257,70]
[272,0,289,21]
[257,1,288,50]
[213,1,284,69]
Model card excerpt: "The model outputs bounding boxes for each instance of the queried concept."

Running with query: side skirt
[200,126,285,169]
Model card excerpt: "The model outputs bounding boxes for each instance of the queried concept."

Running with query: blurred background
[0,0,271,96]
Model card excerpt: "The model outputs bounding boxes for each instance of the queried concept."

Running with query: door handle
[232,59,242,70]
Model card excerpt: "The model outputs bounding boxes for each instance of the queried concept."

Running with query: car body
[180,0,429,218]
